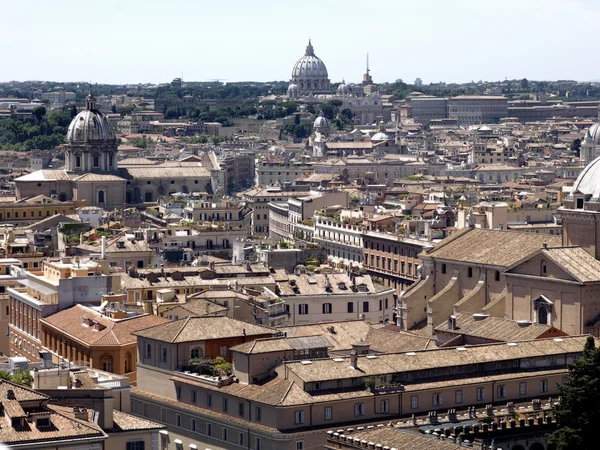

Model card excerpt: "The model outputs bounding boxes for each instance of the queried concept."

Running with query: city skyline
[3,0,600,85]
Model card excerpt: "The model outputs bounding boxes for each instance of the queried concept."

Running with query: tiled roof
[284,335,590,383]
[161,299,228,317]
[541,246,600,282]
[41,304,170,347]
[279,320,432,353]
[133,316,274,343]
[0,380,48,402]
[434,312,559,342]
[427,228,561,267]
[0,403,106,445]
[109,410,165,432]
[335,427,462,450]
[231,335,333,354]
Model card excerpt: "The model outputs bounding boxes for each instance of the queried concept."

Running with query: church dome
[66,93,116,144]
[587,122,600,146]
[287,83,299,98]
[314,113,329,129]
[371,131,389,141]
[290,40,330,95]
[337,80,351,96]
[570,155,600,199]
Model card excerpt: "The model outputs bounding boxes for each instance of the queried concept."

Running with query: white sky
[2,0,598,85]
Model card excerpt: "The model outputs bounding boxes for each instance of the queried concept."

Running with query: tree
[571,138,581,157]
[548,336,600,450]
[520,78,529,89]
[32,106,46,123]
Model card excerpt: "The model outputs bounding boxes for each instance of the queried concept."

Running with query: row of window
[297,300,387,315]
[365,242,418,257]
[0,210,66,219]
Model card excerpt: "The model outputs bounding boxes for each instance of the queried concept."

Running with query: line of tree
[0,107,72,151]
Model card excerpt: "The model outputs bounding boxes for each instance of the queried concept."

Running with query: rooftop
[41,304,170,347]
[427,228,561,267]
[434,312,563,342]
[133,316,274,343]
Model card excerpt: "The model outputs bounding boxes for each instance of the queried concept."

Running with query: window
[540,379,548,393]
[176,387,181,400]
[441,264,447,274]
[192,390,197,403]
[191,348,202,359]
[191,418,196,431]
[103,361,111,372]
[220,345,229,358]
[298,304,308,315]
[255,406,261,421]
[222,428,228,441]
[126,442,145,450]
[432,393,442,406]
[519,382,527,395]
[362,301,369,313]
[239,433,244,446]
[322,303,332,314]
[538,306,549,325]
[347,302,354,313]
[222,398,228,412]
[381,399,389,413]
[176,414,181,427]
[239,402,245,417]
[206,423,212,436]
[296,442,304,450]
[162,348,167,363]
[455,390,463,404]
[295,410,304,424]
[207,394,212,407]
[354,403,365,416]
[476,387,485,401]
[37,417,50,427]
[324,406,332,420]
[93,156,99,168]
[497,385,506,398]
[467,267,473,278]
[577,198,584,209]
[255,437,262,450]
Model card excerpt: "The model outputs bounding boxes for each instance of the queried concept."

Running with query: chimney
[351,338,371,355]
[72,407,88,422]
[101,236,106,260]
[448,315,457,330]
[350,350,358,369]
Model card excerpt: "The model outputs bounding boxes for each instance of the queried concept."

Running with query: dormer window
[37,417,50,427]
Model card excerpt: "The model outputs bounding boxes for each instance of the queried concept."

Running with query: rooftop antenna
[366,53,370,76]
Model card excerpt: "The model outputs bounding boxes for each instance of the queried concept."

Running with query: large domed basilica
[287,40,330,98]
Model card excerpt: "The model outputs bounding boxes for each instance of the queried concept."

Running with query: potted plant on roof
[365,377,376,392]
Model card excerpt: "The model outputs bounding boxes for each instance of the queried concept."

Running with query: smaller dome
[66,92,116,143]
[588,122,600,146]
[314,114,329,129]
[371,131,389,141]
[337,80,351,95]
[287,83,299,97]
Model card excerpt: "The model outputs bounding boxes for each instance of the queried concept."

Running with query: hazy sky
[3,0,598,85]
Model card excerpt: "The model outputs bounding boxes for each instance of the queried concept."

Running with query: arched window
[100,354,113,373]
[541,260,547,277]
[98,190,105,205]
[124,351,132,373]
[538,307,548,325]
